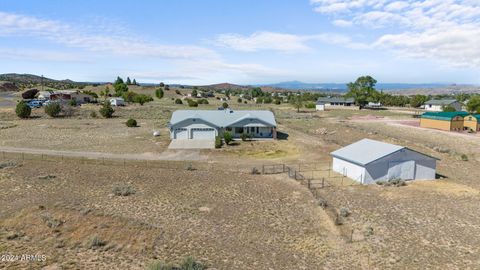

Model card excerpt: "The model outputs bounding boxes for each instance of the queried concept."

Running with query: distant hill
[0,73,88,90]
[259,81,466,91]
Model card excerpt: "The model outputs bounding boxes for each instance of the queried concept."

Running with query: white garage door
[388,161,415,180]
[174,128,188,139]
[191,128,215,140]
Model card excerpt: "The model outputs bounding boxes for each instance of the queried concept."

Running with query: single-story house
[110,97,125,106]
[331,139,438,184]
[39,90,93,104]
[424,99,463,112]
[420,111,469,131]
[316,97,355,111]
[168,109,277,141]
[464,114,480,132]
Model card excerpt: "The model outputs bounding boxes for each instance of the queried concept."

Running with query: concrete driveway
[168,139,215,149]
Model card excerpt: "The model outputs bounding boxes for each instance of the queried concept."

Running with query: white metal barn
[330,139,438,184]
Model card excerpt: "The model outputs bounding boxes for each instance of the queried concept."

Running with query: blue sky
[1,0,479,85]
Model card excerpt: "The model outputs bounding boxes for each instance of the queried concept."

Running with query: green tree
[175,98,183,104]
[222,102,229,109]
[100,86,111,101]
[346,75,378,107]
[45,102,62,117]
[133,94,153,105]
[159,82,165,87]
[15,101,31,119]
[132,79,137,85]
[99,101,114,118]
[113,77,128,96]
[126,77,132,85]
[467,95,480,113]
[155,88,164,99]
[291,96,304,113]
[410,94,428,108]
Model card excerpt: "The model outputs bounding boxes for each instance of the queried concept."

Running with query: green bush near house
[15,101,31,119]
[69,99,77,106]
[222,102,229,109]
[305,102,316,109]
[175,98,183,104]
[45,102,62,117]
[187,99,198,107]
[215,136,222,148]
[155,88,164,99]
[223,131,233,145]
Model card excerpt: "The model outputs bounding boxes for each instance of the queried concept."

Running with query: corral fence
[0,151,257,174]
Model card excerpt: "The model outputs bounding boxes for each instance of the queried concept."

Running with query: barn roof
[421,111,469,121]
[169,109,277,128]
[330,139,438,166]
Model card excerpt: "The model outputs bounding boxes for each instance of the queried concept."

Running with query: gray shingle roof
[331,139,405,166]
[169,109,277,128]
[425,99,457,105]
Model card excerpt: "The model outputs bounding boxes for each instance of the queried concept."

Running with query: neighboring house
[316,97,355,108]
[420,111,468,131]
[464,114,480,132]
[39,90,93,104]
[424,99,463,112]
[110,97,125,106]
[331,139,438,184]
[168,109,277,141]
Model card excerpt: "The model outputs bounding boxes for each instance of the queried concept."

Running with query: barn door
[388,161,415,180]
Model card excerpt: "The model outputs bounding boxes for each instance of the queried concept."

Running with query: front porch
[225,126,276,139]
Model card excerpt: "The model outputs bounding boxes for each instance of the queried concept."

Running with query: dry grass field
[1,87,480,269]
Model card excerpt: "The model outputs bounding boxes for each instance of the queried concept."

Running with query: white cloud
[310,0,480,67]
[332,19,353,27]
[215,31,368,52]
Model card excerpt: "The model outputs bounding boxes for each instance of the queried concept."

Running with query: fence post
[282,164,285,173]
[262,165,265,174]
[322,178,325,188]
[307,179,311,190]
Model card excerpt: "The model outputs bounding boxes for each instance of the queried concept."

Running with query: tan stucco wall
[464,116,479,131]
[420,118,451,131]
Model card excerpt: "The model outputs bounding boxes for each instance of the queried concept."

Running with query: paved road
[0,146,205,161]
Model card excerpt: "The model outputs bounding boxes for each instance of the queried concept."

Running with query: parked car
[27,100,43,108]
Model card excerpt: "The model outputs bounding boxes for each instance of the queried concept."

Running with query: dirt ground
[2,92,480,269]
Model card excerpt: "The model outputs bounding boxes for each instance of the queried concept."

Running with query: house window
[235,127,243,134]
[250,127,255,133]
[256,127,259,133]
[226,127,232,131]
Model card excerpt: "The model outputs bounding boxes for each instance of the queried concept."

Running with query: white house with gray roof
[316,97,355,111]
[168,109,277,142]
[424,99,463,112]
[331,139,438,184]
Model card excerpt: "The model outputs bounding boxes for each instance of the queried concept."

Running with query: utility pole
[41,75,44,91]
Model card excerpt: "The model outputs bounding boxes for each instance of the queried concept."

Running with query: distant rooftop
[425,99,459,105]
[316,97,355,104]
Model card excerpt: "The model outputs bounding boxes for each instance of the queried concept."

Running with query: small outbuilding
[330,139,438,184]
[424,99,463,112]
[464,114,480,132]
[420,111,468,131]
[110,97,125,106]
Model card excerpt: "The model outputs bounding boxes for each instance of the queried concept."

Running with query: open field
[1,90,480,269]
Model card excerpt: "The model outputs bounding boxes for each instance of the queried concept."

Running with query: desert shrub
[223,131,233,145]
[62,105,75,117]
[179,257,206,270]
[187,99,198,107]
[126,118,137,127]
[237,98,242,103]
[274,100,281,105]
[185,164,195,171]
[69,99,77,106]
[86,235,106,249]
[222,102,229,109]
[41,213,64,228]
[198,99,209,104]
[175,89,181,95]
[134,94,153,105]
[45,102,61,117]
[386,178,407,187]
[90,111,97,118]
[442,105,456,112]
[461,154,469,161]
[366,226,374,236]
[123,91,137,102]
[146,261,175,270]
[21,89,39,99]
[334,214,343,226]
[244,101,247,104]
[175,98,183,104]
[0,161,17,169]
[318,199,328,208]
[112,185,136,196]
[251,167,260,175]
[305,102,316,109]
[155,88,164,99]
[15,101,31,118]
[339,207,350,217]
[215,136,222,148]
[99,101,115,118]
